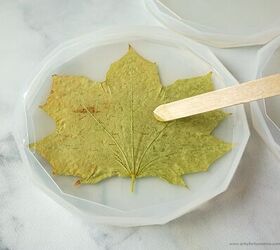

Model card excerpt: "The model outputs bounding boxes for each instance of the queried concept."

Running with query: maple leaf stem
[130,77,136,177]
[130,174,136,192]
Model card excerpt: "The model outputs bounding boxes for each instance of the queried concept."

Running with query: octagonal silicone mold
[251,35,280,158]
[14,26,249,226]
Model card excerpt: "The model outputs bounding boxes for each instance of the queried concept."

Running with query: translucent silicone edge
[251,35,280,159]
[145,0,280,48]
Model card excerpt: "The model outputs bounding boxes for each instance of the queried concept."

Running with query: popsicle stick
[154,74,280,122]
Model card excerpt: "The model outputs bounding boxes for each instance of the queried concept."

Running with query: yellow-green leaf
[31,46,232,191]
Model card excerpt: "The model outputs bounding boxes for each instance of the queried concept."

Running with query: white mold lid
[145,0,280,48]
[13,26,249,226]
[251,36,280,159]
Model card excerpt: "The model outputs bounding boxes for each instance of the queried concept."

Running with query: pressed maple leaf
[31,46,232,191]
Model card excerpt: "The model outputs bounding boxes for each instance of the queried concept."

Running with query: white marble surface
[0,1,280,249]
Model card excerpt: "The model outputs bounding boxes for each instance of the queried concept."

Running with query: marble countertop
[1,1,280,249]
